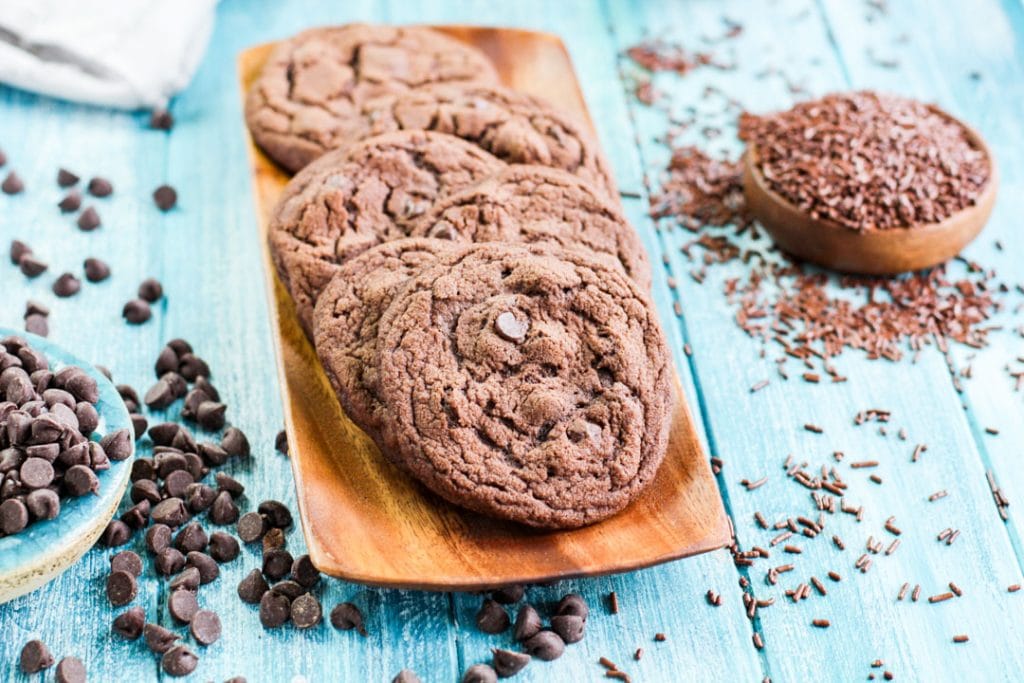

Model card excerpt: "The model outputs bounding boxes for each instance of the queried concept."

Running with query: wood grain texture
[241,29,728,591]
[742,116,999,274]
[1,0,1024,680]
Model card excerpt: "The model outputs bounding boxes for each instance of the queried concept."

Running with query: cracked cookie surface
[356,84,618,197]
[313,238,452,446]
[410,165,650,289]
[246,24,500,172]
[376,243,675,528]
[268,130,505,336]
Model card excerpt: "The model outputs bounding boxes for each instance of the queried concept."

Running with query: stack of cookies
[247,24,675,529]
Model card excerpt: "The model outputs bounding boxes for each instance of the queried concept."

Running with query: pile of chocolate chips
[739,91,991,231]
[394,590,591,682]
[0,335,131,537]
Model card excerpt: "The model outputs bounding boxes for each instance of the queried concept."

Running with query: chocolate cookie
[246,24,500,172]
[313,238,452,443]
[376,243,675,528]
[268,130,506,335]
[410,165,650,289]
[356,84,618,197]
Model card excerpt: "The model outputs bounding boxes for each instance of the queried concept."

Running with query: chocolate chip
[259,590,291,628]
[1,498,28,534]
[269,580,304,600]
[164,469,195,499]
[258,500,292,528]
[106,569,138,606]
[556,593,589,621]
[130,413,148,438]
[110,550,143,577]
[238,568,269,604]
[208,490,239,525]
[275,430,288,455]
[24,314,48,337]
[169,588,200,623]
[19,639,53,673]
[76,402,99,435]
[83,257,111,282]
[77,207,101,231]
[491,584,524,604]
[237,512,266,543]
[513,604,543,641]
[51,273,81,298]
[153,185,178,211]
[329,602,367,636]
[55,656,86,683]
[2,171,24,194]
[88,178,113,196]
[148,421,180,446]
[155,547,186,576]
[185,482,216,512]
[262,526,285,552]
[19,254,48,277]
[10,239,30,264]
[161,645,198,677]
[214,472,244,497]
[525,630,565,660]
[87,177,113,197]
[491,649,530,677]
[150,110,174,130]
[476,599,510,634]
[262,548,293,581]
[143,623,180,654]
[186,551,219,584]
[120,500,150,529]
[100,428,132,461]
[190,609,221,645]
[57,169,79,187]
[25,488,59,519]
[66,464,102,498]
[144,380,175,410]
[462,664,498,683]
[20,457,54,488]
[291,554,320,588]
[174,522,208,554]
[291,593,322,629]
[196,401,226,431]
[208,531,240,562]
[221,427,250,457]
[58,191,82,213]
[550,614,585,644]
[112,607,146,639]
[494,311,530,342]
[146,523,172,555]
[170,566,201,593]
[177,354,210,382]
[138,278,163,302]
[100,519,132,547]
[123,299,152,324]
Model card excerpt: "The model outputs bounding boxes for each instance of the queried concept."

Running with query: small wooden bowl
[742,109,998,275]
[0,330,134,604]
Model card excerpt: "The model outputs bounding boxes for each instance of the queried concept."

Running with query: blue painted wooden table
[2,1,1024,680]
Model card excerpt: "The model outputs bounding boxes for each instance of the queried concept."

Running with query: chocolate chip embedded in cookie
[358,84,618,198]
[245,24,500,173]
[410,165,650,289]
[376,243,675,528]
[268,130,506,336]
[313,238,452,444]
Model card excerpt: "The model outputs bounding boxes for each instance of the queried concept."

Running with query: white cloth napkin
[0,0,217,109]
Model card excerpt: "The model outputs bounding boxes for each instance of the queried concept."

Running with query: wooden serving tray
[238,26,730,590]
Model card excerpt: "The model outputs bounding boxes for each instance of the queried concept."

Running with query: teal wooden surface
[1,0,1023,680]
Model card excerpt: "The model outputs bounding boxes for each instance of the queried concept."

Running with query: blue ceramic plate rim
[0,329,134,572]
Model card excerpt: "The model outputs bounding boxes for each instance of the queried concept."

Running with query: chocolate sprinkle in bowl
[741,92,998,275]
[0,330,135,604]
